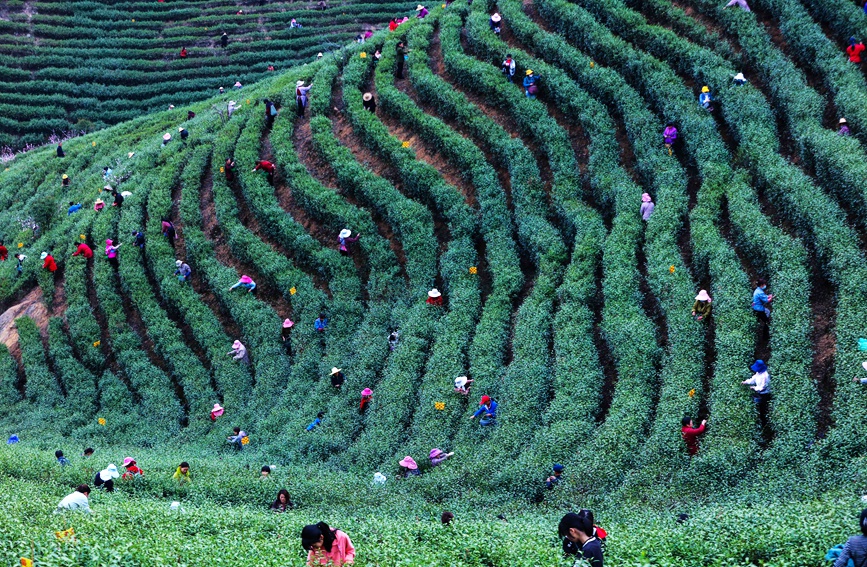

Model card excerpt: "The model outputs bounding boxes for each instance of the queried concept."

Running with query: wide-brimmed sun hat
[62,174,68,180]
[525,69,534,75]
[734,73,746,81]
[212,403,224,416]
[329,367,342,375]
[122,457,136,467]
[491,13,502,22]
[428,288,441,298]
[239,275,253,284]
[282,319,294,328]
[861,361,867,372]
[399,456,418,469]
[163,133,172,141]
[429,448,444,459]
[455,375,468,388]
[339,228,352,239]
[416,4,425,10]
[641,193,652,202]
[363,93,373,102]
[296,80,305,87]
[99,464,119,481]
[232,340,243,349]
[40,252,48,260]
[175,260,183,267]
[750,360,767,373]
[361,387,372,396]
[695,290,711,302]
[840,118,848,124]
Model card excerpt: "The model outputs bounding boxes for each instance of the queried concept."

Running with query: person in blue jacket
[470,395,497,426]
[699,86,713,111]
[751,278,774,339]
[68,202,82,215]
[306,411,324,431]
[523,69,540,99]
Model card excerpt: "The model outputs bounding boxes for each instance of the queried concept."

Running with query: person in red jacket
[0,241,7,261]
[252,160,276,184]
[72,242,93,259]
[180,47,188,58]
[681,416,707,456]
[40,251,57,272]
[848,37,865,63]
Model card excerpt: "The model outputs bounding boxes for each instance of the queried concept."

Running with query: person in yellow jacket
[172,461,191,484]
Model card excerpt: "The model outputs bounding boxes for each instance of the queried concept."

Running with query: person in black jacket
[559,511,604,567]
[834,508,867,567]
[221,32,229,48]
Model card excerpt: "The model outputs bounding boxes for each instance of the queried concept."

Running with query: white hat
[428,288,441,298]
[840,118,848,124]
[454,375,468,388]
[491,13,502,22]
[317,52,323,58]
[329,367,342,375]
[99,464,119,481]
[128,152,135,158]
[40,252,48,260]
[339,229,352,239]
[178,127,185,132]
[121,191,132,197]
[228,101,237,107]
[163,133,172,141]
[373,472,387,484]
[170,501,181,511]
[296,80,305,87]
[695,290,711,302]
[862,361,867,372]
[416,4,425,10]
[734,73,746,81]
[176,260,183,266]
[168,104,175,109]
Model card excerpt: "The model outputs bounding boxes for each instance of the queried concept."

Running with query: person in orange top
[0,241,7,261]
[71,242,93,259]
[848,37,865,63]
[41,252,57,272]
[681,416,707,456]
[301,522,355,566]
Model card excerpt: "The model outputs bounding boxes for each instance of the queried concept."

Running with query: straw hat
[329,367,342,376]
[428,288,441,298]
[163,133,172,141]
[296,80,305,87]
[95,198,105,205]
[282,319,294,328]
[339,228,352,239]
[641,193,652,203]
[695,290,711,302]
[62,174,68,180]
[840,118,848,124]
[491,13,502,22]
[99,464,119,481]
[363,92,373,102]
[40,252,48,260]
[701,86,709,93]
[416,4,425,10]
[122,457,136,467]
[212,403,224,416]
[399,456,418,469]
[361,387,372,396]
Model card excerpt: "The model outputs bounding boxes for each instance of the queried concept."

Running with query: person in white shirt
[55,485,91,513]
[742,359,770,406]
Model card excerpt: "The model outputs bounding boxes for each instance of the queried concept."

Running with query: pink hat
[232,340,243,349]
[361,388,372,396]
[212,403,224,416]
[429,448,444,459]
[282,319,294,328]
[122,457,136,467]
[641,193,652,203]
[695,290,711,302]
[239,275,253,284]
[399,456,418,469]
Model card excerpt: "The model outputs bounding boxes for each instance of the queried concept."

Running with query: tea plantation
[0,0,419,149]
[0,0,866,564]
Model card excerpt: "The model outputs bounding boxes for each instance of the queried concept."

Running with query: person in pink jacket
[301,522,355,566]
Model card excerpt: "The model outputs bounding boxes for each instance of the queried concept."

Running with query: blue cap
[553,463,564,472]
[749,360,767,373]
[7,435,19,444]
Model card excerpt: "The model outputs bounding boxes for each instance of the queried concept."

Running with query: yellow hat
[525,69,533,75]
[701,86,709,93]
[62,174,68,180]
